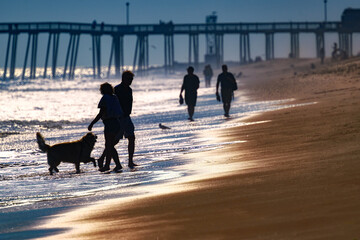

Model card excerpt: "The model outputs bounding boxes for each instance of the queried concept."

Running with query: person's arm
[231,73,238,91]
[180,77,185,96]
[180,85,184,96]
[216,75,221,101]
[88,108,104,131]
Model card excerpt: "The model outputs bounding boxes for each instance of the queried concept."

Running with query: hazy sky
[1,0,360,24]
[1,0,360,67]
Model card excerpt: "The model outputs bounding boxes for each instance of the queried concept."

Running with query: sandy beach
[37,57,360,240]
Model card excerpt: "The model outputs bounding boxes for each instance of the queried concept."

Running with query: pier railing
[0,21,345,35]
[0,20,358,80]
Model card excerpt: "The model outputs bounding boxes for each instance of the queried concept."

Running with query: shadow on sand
[0,228,68,240]
[0,206,72,239]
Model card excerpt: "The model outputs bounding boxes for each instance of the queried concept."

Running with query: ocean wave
[0,132,20,138]
[0,120,71,132]
[0,161,41,170]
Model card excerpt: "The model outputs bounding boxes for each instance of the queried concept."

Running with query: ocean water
[0,67,292,214]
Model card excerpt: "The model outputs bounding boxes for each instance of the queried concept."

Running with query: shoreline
[31,57,360,239]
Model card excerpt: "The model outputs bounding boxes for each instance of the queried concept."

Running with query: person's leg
[102,150,111,171]
[206,77,211,87]
[221,90,232,117]
[223,102,230,117]
[127,135,137,168]
[98,137,120,169]
[223,102,226,115]
[188,105,195,120]
[112,147,122,171]
[97,150,105,169]
[122,116,137,168]
[101,132,115,171]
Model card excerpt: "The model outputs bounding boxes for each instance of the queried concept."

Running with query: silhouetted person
[180,66,200,121]
[216,65,238,118]
[203,64,213,88]
[92,20,97,29]
[332,42,338,60]
[97,71,138,169]
[88,82,123,172]
[115,71,137,168]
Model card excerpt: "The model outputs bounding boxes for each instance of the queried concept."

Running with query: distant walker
[180,66,200,121]
[216,65,238,118]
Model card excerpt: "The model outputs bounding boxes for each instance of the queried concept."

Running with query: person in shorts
[115,71,137,168]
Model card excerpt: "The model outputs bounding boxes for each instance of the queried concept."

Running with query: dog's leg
[90,157,97,167]
[48,154,56,175]
[52,159,60,173]
[75,162,80,174]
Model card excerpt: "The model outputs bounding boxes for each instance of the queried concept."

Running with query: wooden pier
[0,20,358,79]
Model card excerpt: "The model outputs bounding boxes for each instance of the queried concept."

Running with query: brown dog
[36,132,97,175]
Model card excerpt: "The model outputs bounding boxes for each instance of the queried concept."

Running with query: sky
[1,0,360,68]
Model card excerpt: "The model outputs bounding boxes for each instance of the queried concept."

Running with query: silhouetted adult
[332,42,338,60]
[88,82,123,172]
[91,20,97,29]
[97,71,138,169]
[216,65,238,118]
[114,71,137,168]
[203,64,213,88]
[180,66,200,121]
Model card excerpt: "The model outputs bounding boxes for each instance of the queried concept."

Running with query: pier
[0,17,359,79]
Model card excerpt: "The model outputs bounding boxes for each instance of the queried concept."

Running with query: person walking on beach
[203,64,213,88]
[332,42,338,60]
[180,66,200,121]
[114,71,138,168]
[88,82,123,172]
[216,64,238,118]
[96,71,138,169]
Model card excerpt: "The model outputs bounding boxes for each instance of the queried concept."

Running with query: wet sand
[37,58,360,239]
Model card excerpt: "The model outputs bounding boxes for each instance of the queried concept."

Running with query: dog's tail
[36,132,50,152]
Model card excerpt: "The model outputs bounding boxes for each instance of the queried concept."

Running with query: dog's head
[82,132,97,167]
[83,132,97,146]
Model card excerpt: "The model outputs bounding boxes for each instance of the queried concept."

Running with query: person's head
[222,64,228,72]
[100,82,114,95]
[122,70,134,86]
[187,66,194,74]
